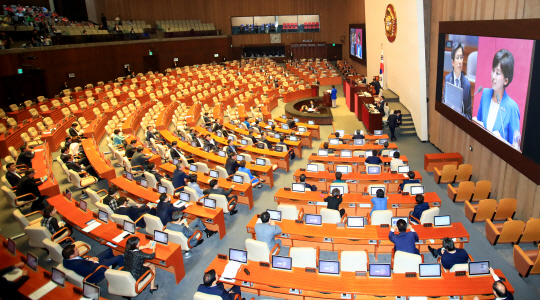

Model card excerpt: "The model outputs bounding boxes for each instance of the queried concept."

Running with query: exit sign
[17,68,23,74]
[332,44,336,46]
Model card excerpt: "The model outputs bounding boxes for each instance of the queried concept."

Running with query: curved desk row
[306,154,409,173]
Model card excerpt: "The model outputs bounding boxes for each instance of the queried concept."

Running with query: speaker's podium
[322,91,332,107]
[311,84,319,97]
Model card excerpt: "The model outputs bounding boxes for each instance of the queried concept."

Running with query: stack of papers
[222,261,241,279]
[29,281,57,300]
[82,220,102,233]
[112,231,131,243]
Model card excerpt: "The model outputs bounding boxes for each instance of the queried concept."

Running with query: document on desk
[82,220,102,233]
[222,261,241,279]
[34,149,44,152]
[112,231,131,243]
[29,281,57,300]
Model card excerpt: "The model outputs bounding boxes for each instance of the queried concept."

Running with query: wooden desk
[81,139,116,183]
[0,117,40,157]
[123,136,162,168]
[0,235,106,299]
[273,189,441,217]
[110,177,227,239]
[307,154,409,173]
[424,153,464,172]
[206,256,511,299]
[361,103,383,133]
[121,103,152,135]
[83,114,108,142]
[328,133,389,142]
[274,117,320,140]
[320,143,398,154]
[282,88,313,103]
[32,144,61,198]
[258,121,313,148]
[292,169,422,193]
[48,195,185,284]
[41,116,77,154]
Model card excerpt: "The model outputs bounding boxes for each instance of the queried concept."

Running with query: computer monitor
[216,131,222,137]
[51,267,66,287]
[189,164,198,172]
[257,143,265,149]
[140,178,148,188]
[172,159,179,165]
[237,155,244,161]
[179,192,190,202]
[378,139,389,144]
[294,118,299,122]
[282,124,289,130]
[241,139,247,145]
[228,135,234,141]
[290,136,298,142]
[154,230,169,245]
[397,165,410,174]
[434,215,451,227]
[273,133,281,139]
[298,127,306,132]
[203,146,210,152]
[336,130,345,136]
[281,114,286,119]
[229,248,248,264]
[370,187,385,196]
[65,189,72,201]
[354,139,364,146]
[308,120,315,125]
[275,145,284,153]
[232,175,243,184]
[123,220,135,234]
[218,150,226,157]
[306,164,318,172]
[126,172,133,181]
[158,185,167,194]
[98,210,108,223]
[26,252,38,272]
[83,282,100,300]
[391,217,408,227]
[468,261,490,276]
[203,198,216,209]
[369,264,391,277]
[191,141,197,147]
[181,136,186,142]
[266,209,282,221]
[347,217,365,228]
[329,138,339,145]
[373,130,383,136]
[410,186,424,195]
[272,255,292,271]
[79,200,88,212]
[292,183,305,192]
[419,264,442,278]
[209,170,219,179]
[7,238,16,255]
[389,150,399,157]
[305,214,322,225]
[329,185,344,195]
[319,260,340,275]
[318,149,328,157]
[367,166,381,174]
[268,120,274,126]
[336,165,349,174]
[341,150,352,158]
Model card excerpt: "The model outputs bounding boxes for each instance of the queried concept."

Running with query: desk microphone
[474,86,483,95]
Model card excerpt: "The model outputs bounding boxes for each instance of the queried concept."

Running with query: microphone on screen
[474,86,483,95]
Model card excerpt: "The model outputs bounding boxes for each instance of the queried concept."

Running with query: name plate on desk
[402,192,410,196]
[259,262,270,267]
[329,171,335,173]
[455,271,466,277]
[423,223,433,227]
[284,188,291,191]
[218,254,228,260]
[405,272,417,278]
[341,293,352,299]
[433,202,440,206]
[319,179,325,182]
[361,171,366,174]
[459,237,468,242]
[308,201,315,205]
[362,192,369,196]
[242,281,253,287]
[384,180,390,184]
[391,204,399,208]
[289,288,302,295]
[299,168,305,171]
[280,233,290,238]
[305,268,316,273]
[369,240,377,244]
[355,271,367,276]
[359,203,371,208]
[323,237,334,242]
[349,203,356,208]
[295,220,304,224]
[380,224,389,228]
[352,163,358,166]
[337,223,345,228]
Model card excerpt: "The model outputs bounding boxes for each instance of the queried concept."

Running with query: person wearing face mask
[475,49,520,148]
[444,42,472,120]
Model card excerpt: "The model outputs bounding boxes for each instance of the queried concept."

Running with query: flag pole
[380,43,384,90]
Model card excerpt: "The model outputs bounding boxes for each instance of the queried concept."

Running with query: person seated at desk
[204,179,238,215]
[203,112,212,126]
[334,132,345,144]
[112,129,126,146]
[247,129,258,144]
[225,153,240,176]
[390,151,404,170]
[172,163,189,190]
[333,171,345,183]
[147,162,165,182]
[5,162,26,187]
[277,136,295,160]
[259,132,273,150]
[409,194,429,225]
[352,129,364,140]
[389,219,419,255]
[62,244,124,284]
[299,174,317,191]
[156,193,189,225]
[238,160,262,188]
[225,139,238,156]
[69,136,84,157]
[16,168,46,211]
[131,146,150,171]
[322,142,334,154]
[166,210,216,242]
[370,189,387,217]
[41,205,71,235]
[64,136,72,149]
[188,174,204,199]
[115,197,155,228]
[64,154,100,178]
[170,141,195,164]
[428,237,469,270]
[253,120,262,132]
[286,116,296,129]
[0,262,30,300]
[103,186,121,210]
[473,268,514,300]
[146,125,162,144]
[198,269,241,300]
[399,171,420,193]
[59,146,71,162]
[193,132,205,148]
[125,139,137,159]
[365,150,382,165]
[68,122,83,137]
[211,118,222,132]
[325,188,345,217]
[255,211,282,249]
[243,117,251,129]
[124,236,159,294]
[16,144,35,168]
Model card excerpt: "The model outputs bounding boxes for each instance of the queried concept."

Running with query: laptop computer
[410,186,425,195]
[373,130,383,136]
[272,255,292,271]
[292,183,306,192]
[305,214,322,225]
[444,81,464,114]
[434,215,451,227]
[27,252,38,272]
[218,150,226,157]
[391,217,408,227]
[318,260,340,275]
[329,185,345,195]
[7,238,16,256]
[318,149,328,157]
[370,186,385,196]
[209,170,219,179]
[140,178,148,188]
[98,210,108,223]
[179,192,190,202]
[468,261,490,276]
[298,127,306,133]
[126,172,133,181]
[329,138,339,145]
[367,166,381,174]
[203,198,216,209]
[189,164,198,172]
[290,136,298,142]
[369,264,391,278]
[341,150,352,158]
[232,175,243,184]
[335,130,345,137]
[308,121,315,125]
[79,200,88,212]
[157,185,167,194]
[419,263,442,278]
[347,217,365,228]
[154,230,169,245]
[397,165,410,174]
[306,164,318,172]
[256,158,266,166]
[83,282,101,300]
[266,209,282,221]
[336,165,349,174]
[229,249,248,264]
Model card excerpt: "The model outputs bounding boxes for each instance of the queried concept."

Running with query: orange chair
[519,218,540,244]
[455,164,473,183]
[513,244,540,277]
[486,219,525,245]
[465,199,497,223]
[471,180,491,202]
[447,181,474,203]
[492,198,517,221]
[434,164,457,184]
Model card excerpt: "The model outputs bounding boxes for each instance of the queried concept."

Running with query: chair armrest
[52,226,72,242]
[228,198,237,211]
[468,254,474,262]
[95,189,108,196]
[132,165,145,171]
[391,248,395,269]
[447,184,458,202]
[84,265,109,283]
[134,214,146,227]
[485,219,500,245]
[341,213,348,224]
[174,186,185,193]
[408,215,420,225]
[464,201,477,223]
[55,235,75,245]
[76,243,91,256]
[187,230,202,249]
[420,254,424,263]
[135,269,155,294]
[297,208,304,221]
[15,193,37,206]
[269,243,281,262]
[315,246,320,267]
[513,245,534,277]
[434,167,442,183]
[24,211,43,218]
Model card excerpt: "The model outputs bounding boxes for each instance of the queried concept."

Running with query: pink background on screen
[473,37,534,132]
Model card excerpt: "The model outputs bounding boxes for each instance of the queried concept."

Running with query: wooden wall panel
[427,0,540,220]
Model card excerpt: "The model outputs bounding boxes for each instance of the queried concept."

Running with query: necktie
[455,78,460,87]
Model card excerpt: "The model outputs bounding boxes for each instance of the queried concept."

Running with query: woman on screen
[475,49,521,149]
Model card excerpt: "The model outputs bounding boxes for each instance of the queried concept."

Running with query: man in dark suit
[247,129,258,144]
[64,154,99,178]
[62,244,124,284]
[68,123,82,137]
[369,76,382,96]
[193,132,205,148]
[352,129,364,140]
[204,134,219,152]
[5,163,25,187]
[410,195,429,224]
[197,269,241,300]
[259,132,273,150]
[286,116,296,129]
[59,147,71,162]
[203,113,212,126]
[360,75,367,84]
[147,162,165,182]
[204,179,238,213]
[252,120,262,132]
[389,219,419,255]
[365,150,382,165]
[114,197,154,228]
[103,186,120,211]
[299,174,317,191]
[16,169,46,211]
[224,153,240,176]
[125,139,137,159]
[16,144,35,168]
[225,140,238,156]
[172,163,189,190]
[376,96,386,114]
[211,118,222,132]
[399,171,421,192]
[477,268,514,300]
[444,42,472,120]
[131,146,149,171]
[145,125,162,144]
[387,111,398,141]
[156,193,189,225]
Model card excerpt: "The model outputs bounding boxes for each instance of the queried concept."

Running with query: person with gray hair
[130,146,149,171]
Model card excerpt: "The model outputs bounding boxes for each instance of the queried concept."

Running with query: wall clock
[384,4,397,42]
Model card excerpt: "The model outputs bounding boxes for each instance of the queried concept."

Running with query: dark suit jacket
[146,130,158,143]
[225,158,240,175]
[131,152,148,170]
[16,176,42,200]
[444,71,472,120]
[387,114,398,128]
[204,139,219,152]
[205,187,233,197]
[170,148,182,159]
[115,206,151,227]
[156,201,185,225]
[172,169,189,189]
[197,283,236,300]
[352,134,364,140]
[6,171,22,187]
[16,151,34,168]
[225,145,238,156]
[148,170,164,183]
[63,258,103,283]
[125,145,136,158]
[411,202,430,221]
[66,162,83,173]
[69,128,80,137]
[389,231,419,254]
[124,250,155,279]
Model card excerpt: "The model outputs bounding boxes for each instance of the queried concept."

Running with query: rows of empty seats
[157,20,215,32]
